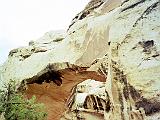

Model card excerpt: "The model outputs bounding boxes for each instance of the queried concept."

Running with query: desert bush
[0,80,47,120]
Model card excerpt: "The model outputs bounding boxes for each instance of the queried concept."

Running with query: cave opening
[27,70,63,86]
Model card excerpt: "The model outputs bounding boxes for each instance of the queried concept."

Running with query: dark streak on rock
[133,1,159,27]
[53,38,64,42]
[20,54,31,59]
[112,61,142,102]
[129,85,141,100]
[123,85,129,100]
[139,40,155,54]
[9,49,19,56]
[112,62,126,118]
[83,97,88,109]
[67,94,76,110]
[104,91,110,112]
[112,58,160,116]
[132,40,156,54]
[67,0,104,30]
[84,94,108,113]
[136,98,160,115]
[78,4,101,20]
[112,64,127,84]
[118,88,125,120]
[90,95,99,110]
[139,40,154,49]
[105,100,111,112]
[96,96,104,110]
[91,59,99,65]
[100,63,108,75]
[67,22,75,31]
[112,61,148,118]
[123,84,141,101]
[79,11,90,20]
[121,0,145,12]
[108,41,111,46]
[131,114,134,119]
[98,68,104,75]
[121,0,129,6]
[152,54,160,57]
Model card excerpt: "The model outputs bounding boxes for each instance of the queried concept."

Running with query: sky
[0,0,90,64]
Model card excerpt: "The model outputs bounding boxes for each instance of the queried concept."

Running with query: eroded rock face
[25,70,105,120]
[67,0,160,119]
[61,79,108,120]
[1,0,160,120]
[105,0,160,119]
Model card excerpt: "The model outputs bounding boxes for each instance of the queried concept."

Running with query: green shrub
[0,80,47,120]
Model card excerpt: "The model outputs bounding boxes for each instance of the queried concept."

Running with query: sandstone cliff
[0,0,160,120]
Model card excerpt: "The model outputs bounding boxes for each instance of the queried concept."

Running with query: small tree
[0,80,47,120]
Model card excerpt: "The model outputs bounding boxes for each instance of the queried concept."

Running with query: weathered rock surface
[61,79,107,120]
[0,0,160,120]
[25,71,105,120]
[105,0,160,120]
